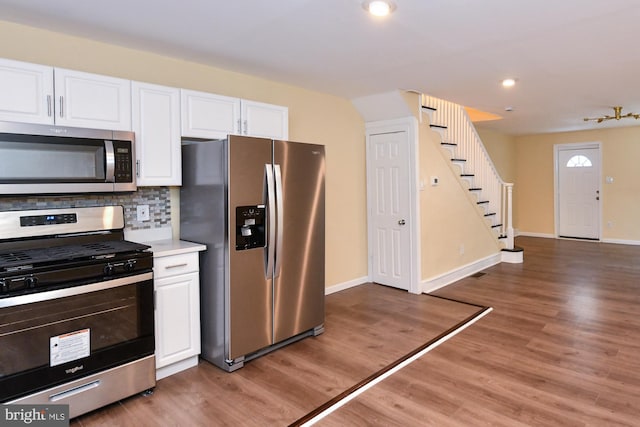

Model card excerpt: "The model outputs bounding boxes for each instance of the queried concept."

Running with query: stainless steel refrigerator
[180,135,325,372]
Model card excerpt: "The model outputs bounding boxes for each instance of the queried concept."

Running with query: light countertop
[124,227,206,257]
[142,239,206,258]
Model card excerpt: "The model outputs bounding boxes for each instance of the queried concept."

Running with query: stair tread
[421,105,437,111]
[484,212,496,216]
[469,187,482,191]
[491,224,503,228]
[451,158,467,162]
[477,200,490,204]
[430,124,448,129]
[441,142,457,146]
[461,174,475,177]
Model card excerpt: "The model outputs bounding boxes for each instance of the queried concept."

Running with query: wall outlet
[137,205,150,221]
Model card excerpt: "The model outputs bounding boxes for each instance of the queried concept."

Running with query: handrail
[422,94,514,249]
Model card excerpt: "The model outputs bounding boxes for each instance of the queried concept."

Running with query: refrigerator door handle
[274,164,284,278]
[265,164,276,279]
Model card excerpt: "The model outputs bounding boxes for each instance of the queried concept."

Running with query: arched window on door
[566,154,593,168]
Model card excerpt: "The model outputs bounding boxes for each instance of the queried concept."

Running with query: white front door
[557,145,600,239]
[368,131,411,290]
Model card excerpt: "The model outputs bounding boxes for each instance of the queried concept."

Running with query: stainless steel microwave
[0,121,136,194]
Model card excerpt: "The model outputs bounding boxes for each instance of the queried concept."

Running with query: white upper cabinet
[0,58,54,125]
[0,59,131,130]
[180,89,240,139]
[181,89,288,140]
[241,99,288,140]
[132,82,181,186]
[54,68,131,131]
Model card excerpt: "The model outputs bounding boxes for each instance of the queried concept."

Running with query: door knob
[398,219,406,225]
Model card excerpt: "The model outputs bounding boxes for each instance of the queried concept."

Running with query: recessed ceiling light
[502,78,517,88]
[363,0,396,17]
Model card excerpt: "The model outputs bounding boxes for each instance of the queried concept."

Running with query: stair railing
[422,95,515,250]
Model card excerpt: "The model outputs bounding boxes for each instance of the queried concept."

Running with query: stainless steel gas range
[0,206,155,418]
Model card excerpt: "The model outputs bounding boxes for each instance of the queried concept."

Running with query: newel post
[505,183,514,249]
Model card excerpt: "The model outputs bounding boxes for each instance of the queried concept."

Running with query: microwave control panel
[113,140,133,183]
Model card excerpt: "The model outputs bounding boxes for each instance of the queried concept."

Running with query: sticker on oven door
[50,328,91,367]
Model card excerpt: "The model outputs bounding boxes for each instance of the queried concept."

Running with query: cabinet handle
[237,119,242,134]
[59,96,64,118]
[243,120,248,135]
[136,160,140,178]
[46,95,52,117]
[165,263,188,269]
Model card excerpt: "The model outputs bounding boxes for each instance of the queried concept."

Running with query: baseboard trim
[325,276,369,295]
[517,231,555,238]
[421,253,502,293]
[600,238,640,246]
[517,233,640,246]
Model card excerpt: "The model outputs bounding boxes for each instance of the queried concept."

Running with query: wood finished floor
[322,236,640,426]
[73,236,640,426]
[72,281,480,426]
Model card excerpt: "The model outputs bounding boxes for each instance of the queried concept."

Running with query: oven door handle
[0,272,152,308]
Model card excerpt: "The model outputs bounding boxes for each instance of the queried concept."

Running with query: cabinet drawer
[154,252,199,279]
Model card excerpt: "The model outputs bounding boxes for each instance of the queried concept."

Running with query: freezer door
[228,135,274,359]
[273,140,325,343]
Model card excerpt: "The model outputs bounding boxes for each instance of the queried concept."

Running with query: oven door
[0,273,154,402]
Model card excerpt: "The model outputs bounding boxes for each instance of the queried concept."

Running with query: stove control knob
[25,276,38,288]
[0,280,8,293]
[104,264,115,276]
[124,260,136,272]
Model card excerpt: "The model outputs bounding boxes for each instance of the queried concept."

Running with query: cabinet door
[155,272,201,369]
[54,68,132,131]
[0,58,54,125]
[241,99,289,140]
[132,82,181,186]
[180,89,240,139]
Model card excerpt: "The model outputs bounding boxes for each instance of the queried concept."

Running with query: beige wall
[477,128,516,183]
[476,127,520,232]
[0,21,367,287]
[514,126,640,240]
[415,101,500,280]
[481,123,640,241]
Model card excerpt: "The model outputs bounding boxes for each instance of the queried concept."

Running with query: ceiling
[2,0,640,135]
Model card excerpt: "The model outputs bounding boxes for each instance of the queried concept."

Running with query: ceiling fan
[583,106,640,123]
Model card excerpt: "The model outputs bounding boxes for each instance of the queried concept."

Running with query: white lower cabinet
[154,251,201,380]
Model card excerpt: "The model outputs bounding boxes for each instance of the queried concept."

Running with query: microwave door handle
[105,140,115,182]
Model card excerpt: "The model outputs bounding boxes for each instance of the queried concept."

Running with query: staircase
[421,95,516,252]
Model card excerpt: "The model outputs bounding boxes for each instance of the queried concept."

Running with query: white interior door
[557,146,600,239]
[369,131,411,290]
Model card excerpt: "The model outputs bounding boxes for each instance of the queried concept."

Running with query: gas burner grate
[0,240,150,270]
[0,251,32,263]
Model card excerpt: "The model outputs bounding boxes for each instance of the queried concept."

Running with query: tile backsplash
[0,187,171,230]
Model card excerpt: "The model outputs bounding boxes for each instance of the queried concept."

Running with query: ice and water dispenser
[235,205,266,250]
